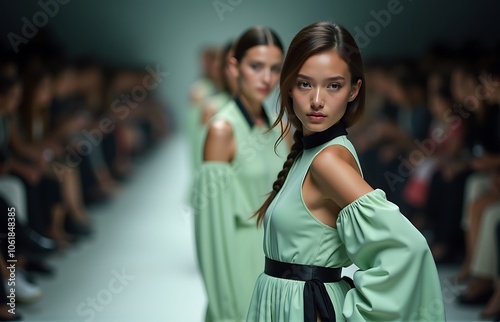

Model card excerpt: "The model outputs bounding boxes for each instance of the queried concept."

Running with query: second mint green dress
[246,123,446,321]
[191,98,288,322]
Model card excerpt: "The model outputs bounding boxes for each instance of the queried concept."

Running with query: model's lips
[307,112,326,122]
[307,112,326,117]
[257,88,270,94]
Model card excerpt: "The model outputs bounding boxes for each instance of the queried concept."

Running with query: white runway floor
[15,132,489,321]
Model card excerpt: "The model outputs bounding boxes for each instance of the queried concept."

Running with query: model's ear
[348,79,362,102]
[228,57,239,80]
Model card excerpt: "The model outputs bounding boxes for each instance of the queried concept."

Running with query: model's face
[291,50,361,136]
[235,45,282,104]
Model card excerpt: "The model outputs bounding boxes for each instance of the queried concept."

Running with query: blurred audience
[420,71,470,264]
[351,40,500,320]
[0,27,171,321]
[453,58,500,319]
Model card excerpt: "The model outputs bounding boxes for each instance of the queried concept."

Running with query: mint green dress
[247,130,446,321]
[191,98,288,322]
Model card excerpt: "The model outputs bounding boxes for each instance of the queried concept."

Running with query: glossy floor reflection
[16,132,490,322]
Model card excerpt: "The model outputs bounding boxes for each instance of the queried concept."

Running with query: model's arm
[203,119,235,162]
[310,145,445,321]
[192,119,241,319]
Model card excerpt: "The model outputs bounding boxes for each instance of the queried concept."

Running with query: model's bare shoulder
[203,119,235,162]
[310,145,372,208]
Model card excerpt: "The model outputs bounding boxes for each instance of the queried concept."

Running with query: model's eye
[328,83,341,90]
[250,63,263,71]
[297,81,310,89]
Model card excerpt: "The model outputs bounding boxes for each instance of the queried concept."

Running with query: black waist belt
[264,257,344,322]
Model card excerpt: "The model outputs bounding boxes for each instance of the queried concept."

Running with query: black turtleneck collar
[234,97,271,128]
[301,122,348,149]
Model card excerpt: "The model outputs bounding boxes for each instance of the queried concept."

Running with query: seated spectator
[416,72,470,263]
[363,60,432,208]
[456,59,500,279]
[458,169,500,319]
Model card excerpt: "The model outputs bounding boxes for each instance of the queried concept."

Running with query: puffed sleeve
[336,189,446,321]
[190,162,240,320]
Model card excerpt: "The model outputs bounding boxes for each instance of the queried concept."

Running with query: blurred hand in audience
[471,154,500,171]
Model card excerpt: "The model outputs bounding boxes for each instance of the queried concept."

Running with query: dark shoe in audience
[65,216,92,238]
[25,259,56,277]
[112,160,133,182]
[480,310,500,322]
[45,228,74,251]
[0,304,20,321]
[84,187,110,205]
[455,265,471,284]
[20,228,58,258]
[458,288,494,305]
[480,297,500,321]
[0,311,22,321]
[480,312,500,321]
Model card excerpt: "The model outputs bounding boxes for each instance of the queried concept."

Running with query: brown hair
[233,26,284,62]
[219,39,235,95]
[254,21,366,226]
